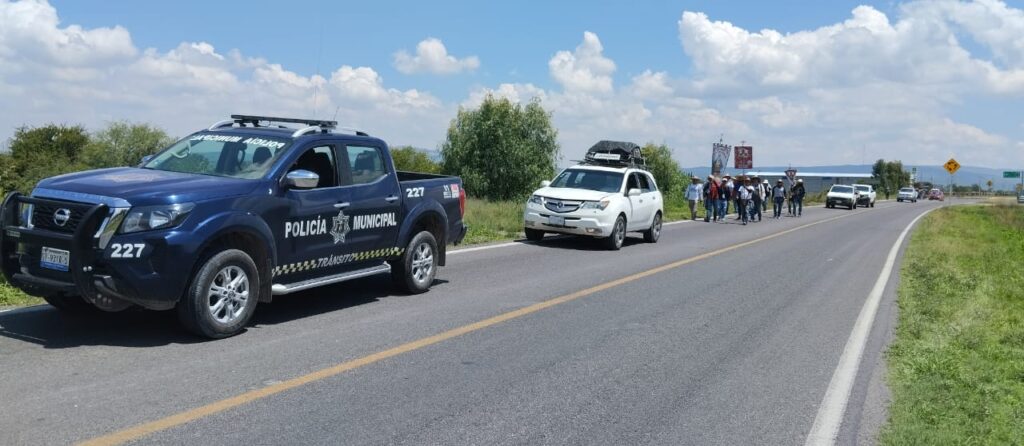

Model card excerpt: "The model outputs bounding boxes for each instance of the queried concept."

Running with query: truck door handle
[334,202,350,209]
[385,196,399,203]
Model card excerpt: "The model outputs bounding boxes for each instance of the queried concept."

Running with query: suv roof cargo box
[583,140,646,168]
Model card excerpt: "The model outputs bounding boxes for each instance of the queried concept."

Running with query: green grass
[0,277,42,308]
[880,204,1024,445]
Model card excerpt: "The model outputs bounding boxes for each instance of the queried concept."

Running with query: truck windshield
[550,169,624,193]
[143,133,291,179]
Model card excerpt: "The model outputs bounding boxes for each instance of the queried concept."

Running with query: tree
[390,146,440,173]
[872,159,911,199]
[441,95,559,200]
[640,142,684,196]
[81,121,174,169]
[2,124,90,194]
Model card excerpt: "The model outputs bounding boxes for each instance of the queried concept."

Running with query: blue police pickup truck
[1,115,467,338]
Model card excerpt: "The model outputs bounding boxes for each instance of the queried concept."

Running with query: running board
[271,263,391,296]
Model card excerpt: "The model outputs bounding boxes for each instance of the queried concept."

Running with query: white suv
[524,164,663,250]
[853,184,876,207]
[897,187,917,203]
[826,184,859,210]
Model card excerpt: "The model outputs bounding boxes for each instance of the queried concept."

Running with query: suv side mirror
[540,180,551,188]
[627,188,642,197]
[285,170,320,189]
[139,154,154,166]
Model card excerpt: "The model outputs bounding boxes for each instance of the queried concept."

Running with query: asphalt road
[0,198,949,445]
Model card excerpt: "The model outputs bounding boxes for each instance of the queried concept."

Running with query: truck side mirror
[540,180,551,188]
[139,154,154,166]
[285,170,320,189]
[627,188,642,197]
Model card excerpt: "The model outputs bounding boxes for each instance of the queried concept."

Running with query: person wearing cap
[750,176,764,222]
[685,176,703,221]
[792,178,806,217]
[761,179,770,213]
[719,175,733,221]
[737,177,752,225]
[703,175,720,222]
[733,176,745,220]
[772,179,786,219]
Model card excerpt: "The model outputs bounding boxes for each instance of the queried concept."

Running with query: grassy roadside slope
[881,204,1024,444]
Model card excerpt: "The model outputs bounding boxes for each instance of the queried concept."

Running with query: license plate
[40,247,70,272]
[548,216,566,226]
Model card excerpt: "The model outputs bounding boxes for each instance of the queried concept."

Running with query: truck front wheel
[43,294,97,313]
[177,249,259,339]
[392,231,438,294]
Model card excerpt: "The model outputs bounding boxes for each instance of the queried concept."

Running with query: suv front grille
[31,202,89,233]
[544,199,582,213]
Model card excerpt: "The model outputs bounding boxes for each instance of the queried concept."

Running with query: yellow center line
[79,209,868,446]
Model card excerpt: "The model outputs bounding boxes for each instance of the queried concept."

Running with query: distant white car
[826,184,859,210]
[524,141,663,250]
[897,187,917,203]
[853,184,876,207]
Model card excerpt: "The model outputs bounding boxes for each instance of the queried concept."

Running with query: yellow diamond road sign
[944,158,960,175]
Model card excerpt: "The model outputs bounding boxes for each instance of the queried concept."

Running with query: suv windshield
[550,169,624,193]
[144,133,291,179]
[855,185,870,191]
[831,185,853,193]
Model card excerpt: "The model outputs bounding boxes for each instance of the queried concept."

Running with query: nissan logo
[53,208,71,227]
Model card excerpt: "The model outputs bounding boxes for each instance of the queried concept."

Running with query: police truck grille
[31,203,87,233]
[544,199,582,213]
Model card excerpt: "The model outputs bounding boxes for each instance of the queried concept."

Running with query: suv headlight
[528,195,544,205]
[580,199,611,210]
[120,203,195,233]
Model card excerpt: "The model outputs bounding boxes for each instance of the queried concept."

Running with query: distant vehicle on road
[1,115,467,338]
[825,185,859,210]
[853,184,876,207]
[1017,192,1023,204]
[897,187,917,203]
[524,141,663,250]
[929,188,945,201]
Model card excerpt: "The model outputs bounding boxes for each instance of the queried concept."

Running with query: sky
[1,0,1023,170]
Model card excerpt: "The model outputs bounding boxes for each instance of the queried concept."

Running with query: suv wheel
[177,249,259,339]
[524,228,544,242]
[642,212,662,243]
[392,231,438,294]
[603,215,626,250]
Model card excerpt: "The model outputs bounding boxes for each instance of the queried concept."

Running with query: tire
[524,228,544,242]
[849,203,855,210]
[603,215,626,251]
[392,231,438,294]
[177,249,259,339]
[43,294,97,313]
[871,202,875,207]
[643,212,662,243]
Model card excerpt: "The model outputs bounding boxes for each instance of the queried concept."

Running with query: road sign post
[945,158,960,199]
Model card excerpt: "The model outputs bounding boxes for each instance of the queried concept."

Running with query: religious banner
[712,143,731,176]
[734,146,753,170]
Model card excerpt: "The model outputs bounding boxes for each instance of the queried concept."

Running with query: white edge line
[0,304,49,315]
[449,219,694,255]
[803,207,936,446]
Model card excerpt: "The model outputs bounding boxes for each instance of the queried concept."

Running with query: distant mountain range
[682,164,1023,191]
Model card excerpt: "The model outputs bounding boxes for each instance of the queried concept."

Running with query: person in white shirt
[737,178,753,225]
[684,176,703,221]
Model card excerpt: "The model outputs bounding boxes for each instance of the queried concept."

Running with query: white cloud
[548,31,616,94]
[0,0,447,149]
[393,38,479,75]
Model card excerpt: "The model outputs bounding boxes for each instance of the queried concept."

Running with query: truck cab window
[346,145,386,185]
[290,146,338,188]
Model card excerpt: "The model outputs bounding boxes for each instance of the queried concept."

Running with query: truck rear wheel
[177,249,259,339]
[392,231,438,294]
